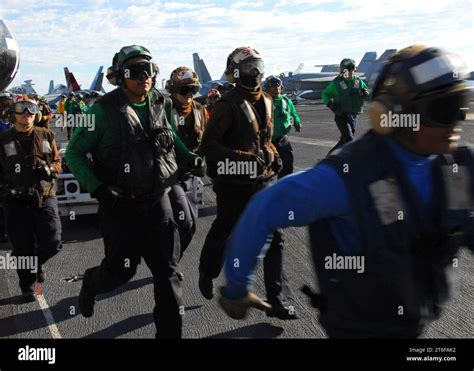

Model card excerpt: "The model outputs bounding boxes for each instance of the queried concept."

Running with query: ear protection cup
[225,72,235,83]
[106,66,119,86]
[34,111,42,124]
[8,110,15,123]
[368,96,395,135]
[368,62,398,135]
[167,68,178,93]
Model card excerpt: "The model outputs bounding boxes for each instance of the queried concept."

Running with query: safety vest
[171,101,205,152]
[93,88,179,197]
[333,75,365,115]
[206,88,277,183]
[273,95,293,140]
[0,126,56,200]
[309,131,474,337]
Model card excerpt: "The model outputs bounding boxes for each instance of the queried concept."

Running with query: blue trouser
[170,176,199,258]
[4,197,62,291]
[327,114,357,156]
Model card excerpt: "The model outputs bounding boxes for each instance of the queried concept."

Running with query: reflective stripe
[122,105,144,132]
[41,140,52,154]
[442,165,472,210]
[339,80,348,90]
[4,142,16,157]
[262,94,272,123]
[368,177,405,225]
[240,100,256,123]
[193,106,202,130]
[410,54,466,85]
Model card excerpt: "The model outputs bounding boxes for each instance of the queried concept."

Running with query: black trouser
[327,114,357,156]
[4,197,62,291]
[83,192,182,338]
[273,139,294,179]
[199,180,290,303]
[169,176,199,258]
[66,126,73,140]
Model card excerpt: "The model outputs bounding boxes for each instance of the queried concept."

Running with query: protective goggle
[178,85,199,96]
[240,59,264,76]
[123,62,154,80]
[12,101,39,115]
[417,90,469,128]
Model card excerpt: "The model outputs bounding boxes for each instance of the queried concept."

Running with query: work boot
[37,266,45,283]
[21,286,35,302]
[78,282,96,318]
[198,271,215,300]
[266,299,298,320]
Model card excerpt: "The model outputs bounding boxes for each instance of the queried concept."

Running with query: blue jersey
[223,136,435,299]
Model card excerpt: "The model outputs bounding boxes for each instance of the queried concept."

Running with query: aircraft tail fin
[193,53,212,83]
[378,49,397,63]
[294,63,304,75]
[89,66,104,92]
[64,67,81,92]
[357,52,377,76]
[47,80,54,95]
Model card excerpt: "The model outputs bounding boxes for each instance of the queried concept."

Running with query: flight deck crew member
[166,66,207,259]
[0,95,62,301]
[323,58,370,155]
[218,45,473,338]
[199,46,296,319]
[64,93,75,140]
[66,45,202,338]
[265,75,301,179]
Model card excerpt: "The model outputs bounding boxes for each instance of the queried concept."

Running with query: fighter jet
[192,52,233,103]
[9,79,37,95]
[0,19,20,91]
[43,66,105,108]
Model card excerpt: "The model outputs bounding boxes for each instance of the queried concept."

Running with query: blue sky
[2,0,473,94]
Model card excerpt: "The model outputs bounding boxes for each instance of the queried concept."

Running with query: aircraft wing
[291,76,335,84]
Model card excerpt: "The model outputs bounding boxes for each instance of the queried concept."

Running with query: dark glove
[327,98,338,113]
[190,157,207,177]
[33,161,55,181]
[150,127,175,151]
[218,287,272,320]
[359,88,370,97]
[271,155,283,174]
[91,184,123,208]
[250,153,266,176]
[294,125,301,132]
